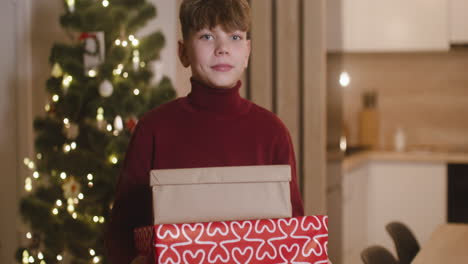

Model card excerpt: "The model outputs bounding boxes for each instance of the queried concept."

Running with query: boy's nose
[215,42,229,56]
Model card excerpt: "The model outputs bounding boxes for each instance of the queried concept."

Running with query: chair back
[386,221,420,264]
[361,245,398,264]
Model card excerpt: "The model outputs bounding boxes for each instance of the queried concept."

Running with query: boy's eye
[232,35,242,40]
[200,34,213,40]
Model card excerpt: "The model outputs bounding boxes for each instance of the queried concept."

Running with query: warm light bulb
[106,124,112,132]
[28,256,34,263]
[52,94,59,102]
[114,39,121,46]
[72,212,77,219]
[62,74,73,88]
[67,204,75,213]
[78,193,84,200]
[129,35,135,41]
[44,104,51,112]
[93,216,99,223]
[37,252,44,260]
[131,39,139,47]
[25,177,32,192]
[122,41,128,47]
[99,216,105,223]
[109,155,118,164]
[24,158,30,166]
[93,256,100,263]
[52,208,59,215]
[60,172,67,180]
[87,174,93,180]
[339,71,351,87]
[102,0,109,7]
[70,142,77,150]
[27,161,35,170]
[63,144,71,153]
[88,69,97,77]
[56,255,62,261]
[88,182,94,188]
[63,118,69,125]
[56,200,63,206]
[36,153,42,160]
[133,89,140,95]
[89,249,96,256]
[33,171,39,179]
[123,72,128,78]
[140,62,146,68]
[26,232,32,239]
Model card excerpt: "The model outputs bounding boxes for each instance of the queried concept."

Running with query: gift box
[135,215,328,264]
[150,165,292,224]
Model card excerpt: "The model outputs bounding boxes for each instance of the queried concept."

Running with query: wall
[328,50,468,150]
[0,1,19,263]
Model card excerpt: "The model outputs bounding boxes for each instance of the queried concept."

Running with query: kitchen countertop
[329,149,468,172]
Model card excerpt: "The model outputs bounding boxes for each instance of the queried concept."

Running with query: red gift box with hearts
[135,215,328,264]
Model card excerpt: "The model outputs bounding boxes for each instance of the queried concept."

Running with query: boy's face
[178,25,251,89]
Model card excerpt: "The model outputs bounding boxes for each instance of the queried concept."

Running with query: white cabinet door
[327,0,449,52]
[367,161,447,255]
[450,0,468,43]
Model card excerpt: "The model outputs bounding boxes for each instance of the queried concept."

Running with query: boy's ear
[178,40,190,68]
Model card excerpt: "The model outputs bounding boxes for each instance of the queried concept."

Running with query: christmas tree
[16,0,176,263]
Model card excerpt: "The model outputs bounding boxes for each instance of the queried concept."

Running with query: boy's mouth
[211,64,233,72]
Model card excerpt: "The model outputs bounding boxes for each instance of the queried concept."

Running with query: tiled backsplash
[328,50,468,150]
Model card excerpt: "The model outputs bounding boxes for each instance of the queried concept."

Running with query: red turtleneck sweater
[106,78,304,264]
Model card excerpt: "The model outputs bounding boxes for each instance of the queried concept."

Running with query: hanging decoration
[66,0,75,12]
[98,79,113,97]
[79,32,105,75]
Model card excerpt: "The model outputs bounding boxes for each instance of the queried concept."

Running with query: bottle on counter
[394,127,406,152]
[359,91,379,149]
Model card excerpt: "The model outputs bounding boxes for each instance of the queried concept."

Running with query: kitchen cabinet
[326,0,449,52]
[328,152,448,264]
[449,0,468,44]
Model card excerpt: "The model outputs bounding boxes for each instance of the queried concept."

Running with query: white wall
[0,0,19,263]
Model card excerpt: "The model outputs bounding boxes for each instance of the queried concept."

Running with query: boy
[106,0,304,263]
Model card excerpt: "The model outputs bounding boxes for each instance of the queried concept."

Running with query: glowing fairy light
[129,35,135,41]
[62,74,73,89]
[63,144,71,153]
[52,208,59,215]
[72,212,77,219]
[121,40,128,47]
[102,0,109,7]
[44,104,51,112]
[93,256,100,263]
[67,204,75,213]
[37,252,44,260]
[25,177,32,192]
[131,39,139,47]
[52,94,59,102]
[33,171,39,179]
[114,39,121,46]
[56,200,63,207]
[106,124,112,132]
[87,174,93,181]
[28,256,34,263]
[109,155,118,164]
[56,255,63,261]
[93,216,99,223]
[123,72,128,78]
[70,142,77,150]
[36,153,42,160]
[88,69,97,78]
[133,89,140,95]
[88,182,94,188]
[26,232,32,239]
[60,172,67,180]
[78,193,84,200]
[99,216,105,223]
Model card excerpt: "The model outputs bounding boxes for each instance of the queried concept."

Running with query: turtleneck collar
[186,77,249,115]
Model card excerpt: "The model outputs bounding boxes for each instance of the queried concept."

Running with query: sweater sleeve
[105,121,154,264]
[273,126,305,217]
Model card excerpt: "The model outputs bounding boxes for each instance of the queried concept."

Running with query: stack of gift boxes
[134,165,328,264]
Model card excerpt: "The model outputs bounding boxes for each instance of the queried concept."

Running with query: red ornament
[125,116,138,134]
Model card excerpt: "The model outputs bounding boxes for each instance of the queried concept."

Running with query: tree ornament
[62,177,81,200]
[62,122,79,140]
[51,63,63,78]
[132,50,140,71]
[125,116,138,134]
[113,115,124,131]
[99,79,113,97]
[80,32,105,75]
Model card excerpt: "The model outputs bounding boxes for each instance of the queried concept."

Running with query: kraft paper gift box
[150,165,292,225]
[135,215,329,264]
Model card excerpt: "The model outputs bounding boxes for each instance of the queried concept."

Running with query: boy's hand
[130,255,149,264]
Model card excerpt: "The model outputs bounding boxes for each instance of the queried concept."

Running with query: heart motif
[156,224,180,240]
[231,221,253,239]
[157,246,181,264]
[278,218,299,237]
[182,250,205,264]
[232,247,254,264]
[279,244,300,263]
[207,221,229,237]
[256,240,277,260]
[181,223,205,242]
[254,219,277,234]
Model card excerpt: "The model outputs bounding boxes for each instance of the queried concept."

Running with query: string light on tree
[25,177,32,192]
[89,249,96,256]
[33,171,40,179]
[37,252,44,260]
[26,232,32,239]
[28,256,34,263]
[52,208,59,215]
[62,74,73,91]
[121,40,128,47]
[52,94,60,102]
[133,88,140,95]
[66,0,75,12]
[102,0,109,7]
[88,69,97,78]
[114,39,121,46]
[22,250,29,264]
[109,154,118,164]
[132,50,140,70]
[56,254,63,261]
